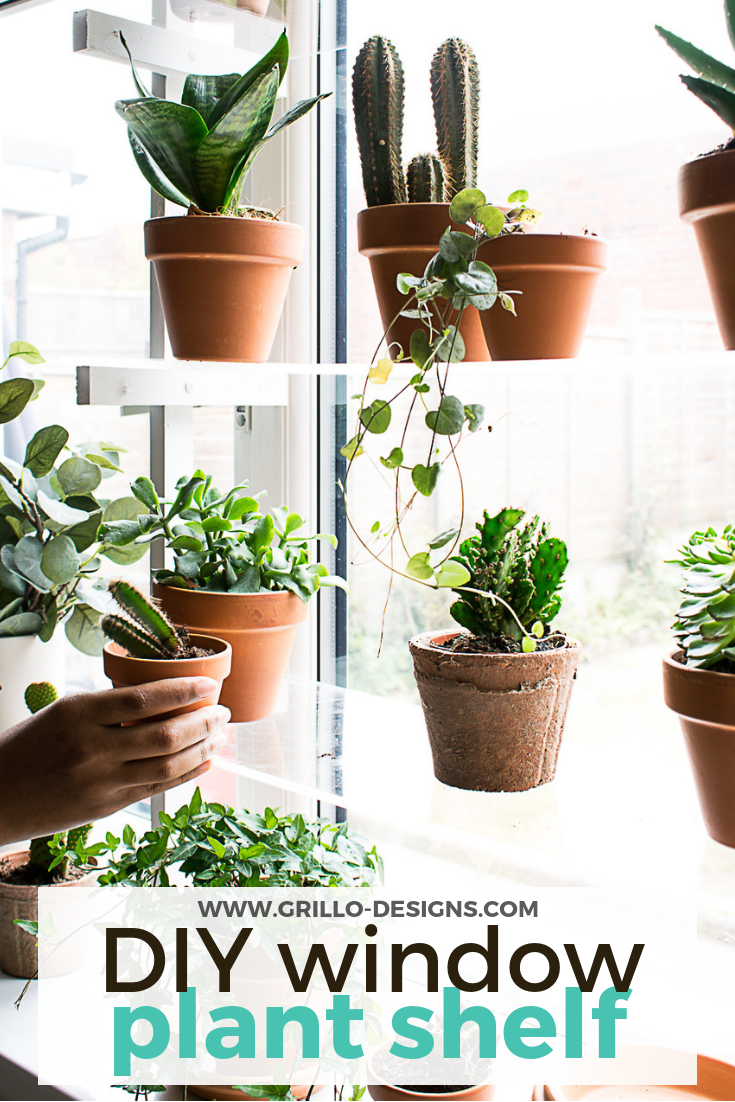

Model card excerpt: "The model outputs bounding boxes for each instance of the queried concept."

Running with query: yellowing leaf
[368,358,393,384]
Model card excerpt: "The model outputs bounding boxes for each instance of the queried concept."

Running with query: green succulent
[98,470,346,603]
[449,507,568,642]
[669,524,735,668]
[116,30,328,214]
[656,3,735,133]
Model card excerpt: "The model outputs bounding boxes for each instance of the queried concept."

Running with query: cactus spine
[407,154,445,203]
[108,580,180,654]
[430,38,480,200]
[352,35,407,207]
[25,683,92,879]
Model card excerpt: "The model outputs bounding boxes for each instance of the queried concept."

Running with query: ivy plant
[98,470,346,603]
[341,186,540,595]
[0,343,145,653]
[117,30,328,215]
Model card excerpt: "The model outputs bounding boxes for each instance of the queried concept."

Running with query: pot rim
[0,849,98,895]
[663,645,735,682]
[409,629,580,660]
[152,583,307,603]
[144,213,302,230]
[367,1041,492,1098]
[103,632,231,664]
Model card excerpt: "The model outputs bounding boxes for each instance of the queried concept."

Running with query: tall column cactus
[352,35,407,207]
[407,154,445,202]
[430,38,480,200]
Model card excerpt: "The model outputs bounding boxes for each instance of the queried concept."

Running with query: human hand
[0,677,229,847]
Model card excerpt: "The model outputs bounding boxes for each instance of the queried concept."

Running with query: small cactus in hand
[450,508,568,642]
[352,35,407,207]
[102,581,188,659]
[431,38,480,199]
[407,153,445,202]
[24,683,92,878]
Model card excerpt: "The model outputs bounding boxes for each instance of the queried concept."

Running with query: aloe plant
[669,525,735,669]
[656,4,735,133]
[116,30,328,214]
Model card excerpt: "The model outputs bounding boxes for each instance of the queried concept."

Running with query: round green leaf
[57,457,102,496]
[0,378,34,425]
[522,634,538,653]
[14,536,51,592]
[340,436,364,460]
[37,490,92,527]
[406,552,434,580]
[425,395,465,435]
[380,447,403,470]
[23,425,69,477]
[464,403,485,432]
[412,462,441,497]
[41,535,80,585]
[507,189,529,204]
[410,329,432,370]
[359,399,391,435]
[65,603,104,656]
[434,561,471,588]
[433,326,466,363]
[449,188,486,224]
[8,341,45,365]
[474,205,505,238]
[0,611,43,637]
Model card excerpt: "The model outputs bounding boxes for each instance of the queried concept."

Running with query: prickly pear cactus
[450,508,568,641]
[430,38,480,200]
[24,681,58,714]
[352,35,407,207]
[407,153,445,202]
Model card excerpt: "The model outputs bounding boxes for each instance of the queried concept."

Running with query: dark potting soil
[672,648,735,676]
[371,1049,490,1093]
[0,856,86,887]
[434,631,570,656]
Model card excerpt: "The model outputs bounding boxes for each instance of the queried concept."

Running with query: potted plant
[101,580,231,706]
[98,472,345,722]
[116,31,327,362]
[408,508,580,792]
[663,524,735,848]
[0,343,146,730]
[657,7,735,350]
[354,35,495,362]
[0,683,98,979]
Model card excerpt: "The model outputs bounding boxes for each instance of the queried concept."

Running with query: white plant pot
[0,632,66,733]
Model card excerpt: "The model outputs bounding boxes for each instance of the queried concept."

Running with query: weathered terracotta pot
[144,214,303,362]
[0,850,97,979]
[357,203,490,362]
[477,234,607,360]
[679,149,735,350]
[103,633,231,715]
[153,584,308,723]
[663,648,735,848]
[409,632,581,792]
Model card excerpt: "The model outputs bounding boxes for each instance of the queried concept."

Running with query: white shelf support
[76,363,289,406]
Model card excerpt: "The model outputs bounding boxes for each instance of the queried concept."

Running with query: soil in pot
[369,1045,493,1101]
[357,203,490,363]
[153,584,308,723]
[477,233,608,360]
[409,630,580,792]
[145,213,304,362]
[663,648,735,848]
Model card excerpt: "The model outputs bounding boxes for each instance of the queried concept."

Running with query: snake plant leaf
[206,29,289,131]
[679,74,735,129]
[728,0,735,54]
[263,93,330,142]
[655,26,735,93]
[128,130,190,208]
[182,73,241,126]
[196,68,279,212]
[118,30,153,100]
[116,97,208,209]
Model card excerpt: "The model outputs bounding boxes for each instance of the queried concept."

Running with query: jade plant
[657,4,735,137]
[101,580,205,659]
[0,342,145,654]
[448,508,568,651]
[98,470,345,602]
[24,683,93,881]
[669,524,735,669]
[341,187,540,597]
[353,34,479,206]
[117,30,328,215]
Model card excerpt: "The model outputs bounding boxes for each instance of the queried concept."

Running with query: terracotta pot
[153,584,308,722]
[663,648,735,848]
[144,215,304,362]
[409,632,581,792]
[477,234,607,360]
[0,850,97,979]
[368,1042,494,1101]
[357,203,490,362]
[103,633,231,715]
[679,149,735,350]
[188,1088,315,1101]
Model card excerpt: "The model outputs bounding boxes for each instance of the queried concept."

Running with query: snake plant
[116,30,328,214]
[670,525,735,668]
[656,3,735,133]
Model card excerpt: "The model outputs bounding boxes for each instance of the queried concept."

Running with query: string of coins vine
[340,186,542,648]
